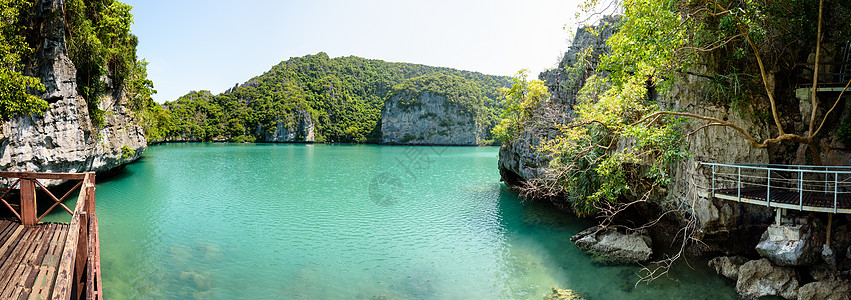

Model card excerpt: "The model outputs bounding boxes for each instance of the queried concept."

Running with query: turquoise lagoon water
[70,143,737,299]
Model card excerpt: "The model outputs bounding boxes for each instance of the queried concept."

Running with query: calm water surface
[76,143,736,299]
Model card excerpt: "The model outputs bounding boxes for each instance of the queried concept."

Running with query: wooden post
[19,179,37,226]
[75,211,88,300]
[85,173,96,216]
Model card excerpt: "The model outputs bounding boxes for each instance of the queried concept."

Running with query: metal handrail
[701,162,850,214]
[701,162,851,175]
[731,163,851,170]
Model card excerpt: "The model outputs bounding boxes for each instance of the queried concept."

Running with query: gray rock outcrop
[570,226,652,264]
[756,221,824,266]
[0,0,146,181]
[708,256,749,280]
[797,280,851,300]
[736,258,799,300]
[259,110,315,142]
[381,92,480,145]
[497,15,774,239]
[498,17,617,185]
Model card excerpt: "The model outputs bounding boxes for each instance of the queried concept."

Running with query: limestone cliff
[497,17,775,244]
[500,12,851,300]
[381,92,480,145]
[498,17,616,186]
[0,0,146,177]
[257,109,315,142]
[381,74,487,145]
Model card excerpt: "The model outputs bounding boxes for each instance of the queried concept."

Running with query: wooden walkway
[0,172,102,300]
[0,220,68,299]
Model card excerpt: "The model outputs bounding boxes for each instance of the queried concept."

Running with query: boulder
[570,226,652,265]
[708,256,749,280]
[756,221,823,266]
[736,259,799,299]
[808,263,833,282]
[543,286,585,300]
[796,280,851,300]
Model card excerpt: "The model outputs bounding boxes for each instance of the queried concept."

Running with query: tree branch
[633,111,812,148]
[813,77,851,137]
[710,0,786,136]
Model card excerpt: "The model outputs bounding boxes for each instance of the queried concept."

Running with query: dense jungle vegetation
[1,1,508,145]
[0,0,157,128]
[497,0,851,215]
[147,53,511,143]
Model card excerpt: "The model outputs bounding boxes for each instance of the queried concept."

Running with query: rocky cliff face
[381,92,480,145]
[498,17,774,241]
[499,14,851,300]
[0,0,146,179]
[257,109,315,142]
[498,17,615,186]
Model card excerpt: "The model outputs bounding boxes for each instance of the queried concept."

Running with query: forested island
[142,54,511,144]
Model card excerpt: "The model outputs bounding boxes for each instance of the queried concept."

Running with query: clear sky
[124,0,586,103]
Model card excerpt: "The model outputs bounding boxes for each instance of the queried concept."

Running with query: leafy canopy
[152,53,511,144]
[0,0,47,119]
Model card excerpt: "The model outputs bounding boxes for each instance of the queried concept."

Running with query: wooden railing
[0,172,102,300]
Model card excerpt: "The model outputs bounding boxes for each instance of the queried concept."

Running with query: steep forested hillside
[147,53,511,143]
[0,0,151,174]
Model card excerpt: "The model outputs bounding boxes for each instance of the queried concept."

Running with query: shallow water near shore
[55,143,737,299]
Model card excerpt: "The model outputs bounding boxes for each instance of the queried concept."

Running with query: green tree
[0,0,47,119]
[529,0,851,216]
[65,0,140,127]
[153,53,512,143]
[492,70,549,144]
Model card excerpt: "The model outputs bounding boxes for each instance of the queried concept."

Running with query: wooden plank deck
[715,187,851,214]
[0,219,68,299]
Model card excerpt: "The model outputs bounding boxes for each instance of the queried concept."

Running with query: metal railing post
[767,169,771,207]
[799,170,804,210]
[835,172,839,214]
[711,165,716,198]
[737,166,741,202]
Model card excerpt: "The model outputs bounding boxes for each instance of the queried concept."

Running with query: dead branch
[813,77,851,137]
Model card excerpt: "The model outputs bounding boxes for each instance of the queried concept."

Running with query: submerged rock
[543,286,585,300]
[570,226,652,265]
[735,258,799,300]
[708,256,749,280]
[796,280,851,300]
[756,221,823,267]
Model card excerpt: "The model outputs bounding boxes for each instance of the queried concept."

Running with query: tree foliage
[492,70,549,144]
[0,0,46,119]
[65,0,140,127]
[506,0,851,216]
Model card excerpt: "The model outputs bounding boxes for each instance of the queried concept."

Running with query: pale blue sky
[124,0,586,102]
